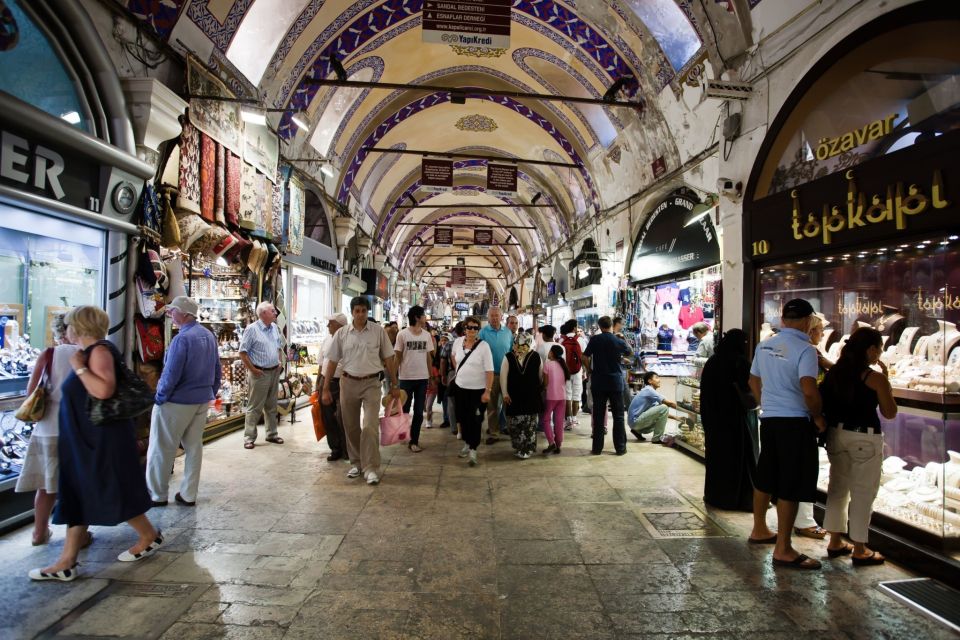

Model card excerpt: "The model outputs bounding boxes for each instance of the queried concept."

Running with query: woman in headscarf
[500,332,544,459]
[699,329,758,511]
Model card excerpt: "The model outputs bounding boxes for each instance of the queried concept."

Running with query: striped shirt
[239,320,282,368]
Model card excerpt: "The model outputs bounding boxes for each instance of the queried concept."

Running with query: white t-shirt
[452,337,494,389]
[537,340,565,366]
[395,327,435,380]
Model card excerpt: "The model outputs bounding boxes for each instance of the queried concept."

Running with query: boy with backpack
[560,319,584,431]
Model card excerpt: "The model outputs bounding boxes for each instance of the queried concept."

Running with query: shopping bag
[379,397,411,446]
[310,391,326,441]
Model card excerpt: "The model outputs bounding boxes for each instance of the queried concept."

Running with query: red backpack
[561,335,583,374]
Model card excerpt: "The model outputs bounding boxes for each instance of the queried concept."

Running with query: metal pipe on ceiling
[394,221,536,229]
[396,204,555,209]
[363,146,579,169]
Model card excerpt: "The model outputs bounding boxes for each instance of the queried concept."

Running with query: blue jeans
[399,379,428,445]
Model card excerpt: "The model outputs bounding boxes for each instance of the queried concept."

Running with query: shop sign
[454,301,470,311]
[651,156,666,178]
[747,129,958,263]
[1,129,99,210]
[573,296,594,311]
[422,0,511,50]
[628,189,719,281]
[451,266,467,285]
[309,256,338,273]
[815,114,897,161]
[361,268,389,299]
[486,163,517,197]
[474,228,493,245]
[421,158,453,193]
[434,226,453,246]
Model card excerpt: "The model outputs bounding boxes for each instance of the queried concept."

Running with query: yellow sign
[815,114,897,161]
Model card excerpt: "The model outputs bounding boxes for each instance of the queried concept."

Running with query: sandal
[244,442,255,450]
[80,531,94,549]
[408,443,423,453]
[772,553,821,570]
[265,436,284,444]
[31,528,52,546]
[827,544,853,558]
[747,534,777,544]
[794,526,827,540]
[852,551,885,566]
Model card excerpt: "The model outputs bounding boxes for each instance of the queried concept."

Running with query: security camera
[717,178,743,199]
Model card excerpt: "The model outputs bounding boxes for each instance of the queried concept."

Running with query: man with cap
[239,301,285,449]
[146,296,221,506]
[318,312,348,461]
[748,298,826,570]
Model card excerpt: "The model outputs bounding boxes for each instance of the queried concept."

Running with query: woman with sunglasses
[451,316,494,466]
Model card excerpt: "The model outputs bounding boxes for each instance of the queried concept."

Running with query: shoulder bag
[447,340,483,396]
[15,348,53,423]
[86,341,157,425]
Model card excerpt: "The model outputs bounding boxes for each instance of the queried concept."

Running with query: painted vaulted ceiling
[119,0,709,290]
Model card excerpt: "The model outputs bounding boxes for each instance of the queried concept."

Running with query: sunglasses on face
[465,325,480,330]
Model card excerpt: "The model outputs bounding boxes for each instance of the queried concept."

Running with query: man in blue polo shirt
[748,298,826,571]
[479,306,513,444]
[583,316,633,455]
[628,371,677,444]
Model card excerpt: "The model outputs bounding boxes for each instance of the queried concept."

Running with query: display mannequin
[927,321,960,365]
[913,336,930,359]
[759,322,775,342]
[640,320,658,351]
[945,451,960,489]
[896,327,920,356]
[874,305,906,348]
[657,324,674,351]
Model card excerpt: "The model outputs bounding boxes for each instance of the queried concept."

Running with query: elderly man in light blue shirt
[478,306,513,444]
[239,301,285,449]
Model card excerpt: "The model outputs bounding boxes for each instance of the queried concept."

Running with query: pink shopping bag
[380,397,411,446]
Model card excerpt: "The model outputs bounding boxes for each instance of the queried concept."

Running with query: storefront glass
[289,266,332,379]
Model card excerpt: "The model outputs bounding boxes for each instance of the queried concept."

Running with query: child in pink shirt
[542,345,570,454]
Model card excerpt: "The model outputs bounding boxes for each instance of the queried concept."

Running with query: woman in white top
[15,316,81,546]
[451,316,494,466]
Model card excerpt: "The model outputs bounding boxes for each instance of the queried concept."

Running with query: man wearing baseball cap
[748,298,826,570]
[318,312,348,461]
[147,296,221,507]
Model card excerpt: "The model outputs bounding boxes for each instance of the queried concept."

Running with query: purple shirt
[155,321,222,405]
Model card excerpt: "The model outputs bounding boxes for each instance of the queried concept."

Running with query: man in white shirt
[394,305,434,453]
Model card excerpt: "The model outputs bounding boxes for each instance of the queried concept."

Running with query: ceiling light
[940,240,949,245]
[895,248,903,252]
[320,164,334,178]
[291,113,310,131]
[916,244,925,249]
[950,235,958,240]
[241,106,267,125]
[60,110,81,124]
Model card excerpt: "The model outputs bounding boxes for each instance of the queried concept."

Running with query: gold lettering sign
[837,298,884,316]
[916,286,960,313]
[816,114,897,161]
[790,170,949,247]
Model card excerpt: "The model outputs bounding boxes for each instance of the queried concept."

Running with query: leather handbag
[86,341,156,425]
[15,348,53,423]
[379,397,411,446]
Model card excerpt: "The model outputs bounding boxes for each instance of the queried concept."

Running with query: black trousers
[319,375,347,456]
[455,387,487,450]
[591,386,627,454]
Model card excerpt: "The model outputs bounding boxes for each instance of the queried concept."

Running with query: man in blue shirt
[583,316,633,455]
[748,298,825,570]
[240,301,285,449]
[147,296,221,507]
[478,306,513,444]
[628,372,677,444]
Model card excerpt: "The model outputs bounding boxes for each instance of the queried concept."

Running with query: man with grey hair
[239,301,285,449]
[147,296,221,505]
[478,306,513,444]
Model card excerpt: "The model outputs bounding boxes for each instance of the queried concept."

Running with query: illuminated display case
[288,266,332,379]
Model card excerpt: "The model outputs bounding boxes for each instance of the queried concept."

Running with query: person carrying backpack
[560,319,584,431]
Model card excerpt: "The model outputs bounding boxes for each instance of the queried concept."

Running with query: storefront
[284,244,337,383]
[743,2,960,582]
[0,1,153,531]
[360,268,389,322]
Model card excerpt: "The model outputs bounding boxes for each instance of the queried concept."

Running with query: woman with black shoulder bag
[451,316,494,466]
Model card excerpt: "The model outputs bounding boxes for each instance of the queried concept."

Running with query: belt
[834,422,882,434]
[342,372,380,380]
[257,365,279,371]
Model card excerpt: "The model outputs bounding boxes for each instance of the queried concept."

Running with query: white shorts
[565,370,583,401]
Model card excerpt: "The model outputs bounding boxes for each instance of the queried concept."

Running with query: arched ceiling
[123,0,708,290]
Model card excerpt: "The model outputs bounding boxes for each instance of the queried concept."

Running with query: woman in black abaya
[700,329,758,511]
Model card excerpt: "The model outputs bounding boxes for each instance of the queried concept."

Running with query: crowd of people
[17,293,894,581]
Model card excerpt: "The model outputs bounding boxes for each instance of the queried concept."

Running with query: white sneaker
[468,450,478,466]
[366,471,380,485]
[517,452,531,460]
[118,532,164,562]
[458,444,470,458]
[347,466,361,478]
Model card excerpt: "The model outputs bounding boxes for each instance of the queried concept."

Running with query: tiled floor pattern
[1,411,954,639]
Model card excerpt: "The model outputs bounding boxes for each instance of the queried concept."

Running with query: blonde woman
[29,306,161,582]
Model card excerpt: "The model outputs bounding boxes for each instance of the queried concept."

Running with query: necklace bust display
[927,321,960,365]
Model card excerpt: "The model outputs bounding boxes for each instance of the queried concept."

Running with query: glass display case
[288,266,332,380]
[757,234,959,548]
[673,359,705,458]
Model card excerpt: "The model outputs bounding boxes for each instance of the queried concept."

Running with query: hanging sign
[0,127,98,210]
[628,189,719,281]
[474,228,493,245]
[451,267,467,285]
[434,226,453,246]
[421,158,453,193]
[486,163,517,197]
[422,0,512,50]
[651,156,667,179]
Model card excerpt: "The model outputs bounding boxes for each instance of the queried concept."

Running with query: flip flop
[31,528,52,546]
[852,551,885,566]
[748,534,777,544]
[827,544,853,558]
[794,526,828,540]
[772,553,821,570]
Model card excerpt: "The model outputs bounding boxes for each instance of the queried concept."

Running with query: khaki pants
[244,367,281,443]
[339,376,382,473]
[146,401,207,502]
[485,374,502,437]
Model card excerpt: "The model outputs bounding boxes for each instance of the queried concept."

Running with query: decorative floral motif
[186,0,253,50]
[456,189,480,197]
[451,45,506,58]
[455,115,498,132]
[680,52,707,88]
[607,146,622,164]
[124,0,187,41]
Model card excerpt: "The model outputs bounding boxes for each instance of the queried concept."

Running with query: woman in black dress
[699,329,758,512]
[29,306,162,582]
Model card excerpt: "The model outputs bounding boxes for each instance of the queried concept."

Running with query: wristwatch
[75,367,88,376]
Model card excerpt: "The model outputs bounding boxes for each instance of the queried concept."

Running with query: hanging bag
[15,348,53,422]
[86,341,156,425]
[379,396,411,446]
[447,339,482,396]
[309,391,326,441]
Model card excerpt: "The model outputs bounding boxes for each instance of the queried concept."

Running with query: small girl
[542,345,570,454]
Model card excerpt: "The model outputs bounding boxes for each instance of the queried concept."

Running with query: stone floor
[1,410,954,640]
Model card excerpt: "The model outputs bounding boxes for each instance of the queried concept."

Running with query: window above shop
[755,19,960,199]
[309,66,376,158]
[0,1,91,132]
[226,0,311,85]
[621,0,701,72]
